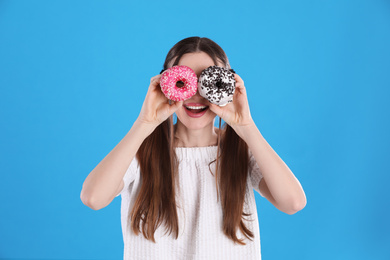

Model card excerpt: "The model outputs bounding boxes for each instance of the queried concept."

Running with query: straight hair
[129,36,254,245]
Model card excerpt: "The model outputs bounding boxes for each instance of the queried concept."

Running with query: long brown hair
[130,36,253,245]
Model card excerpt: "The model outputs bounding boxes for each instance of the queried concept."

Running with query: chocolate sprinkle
[198,65,236,106]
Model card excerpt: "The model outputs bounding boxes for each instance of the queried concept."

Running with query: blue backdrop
[1,0,389,259]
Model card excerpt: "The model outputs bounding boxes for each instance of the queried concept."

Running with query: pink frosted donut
[160,65,198,101]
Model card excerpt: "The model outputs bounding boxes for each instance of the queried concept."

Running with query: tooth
[186,106,206,109]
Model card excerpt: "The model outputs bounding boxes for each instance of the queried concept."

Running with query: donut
[159,65,198,101]
[198,66,236,106]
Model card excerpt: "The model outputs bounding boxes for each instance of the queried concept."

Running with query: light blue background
[1,0,389,259]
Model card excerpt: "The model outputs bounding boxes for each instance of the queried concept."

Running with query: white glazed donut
[198,66,236,106]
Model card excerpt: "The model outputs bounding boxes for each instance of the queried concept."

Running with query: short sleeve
[249,149,265,197]
[115,156,139,197]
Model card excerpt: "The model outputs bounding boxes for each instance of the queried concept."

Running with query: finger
[235,82,247,95]
[149,75,162,90]
[171,100,183,111]
[150,75,162,86]
[165,100,183,116]
[150,74,162,82]
[234,73,244,85]
[207,102,223,118]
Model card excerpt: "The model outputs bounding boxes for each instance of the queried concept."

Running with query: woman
[80,36,306,259]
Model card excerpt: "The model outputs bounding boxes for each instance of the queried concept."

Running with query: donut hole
[176,80,185,88]
[216,80,223,88]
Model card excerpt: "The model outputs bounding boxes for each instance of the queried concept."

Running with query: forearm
[81,120,155,209]
[234,122,306,212]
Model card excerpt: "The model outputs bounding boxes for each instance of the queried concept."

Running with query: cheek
[207,108,217,118]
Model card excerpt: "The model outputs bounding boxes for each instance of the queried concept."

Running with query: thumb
[170,100,184,113]
[208,102,223,118]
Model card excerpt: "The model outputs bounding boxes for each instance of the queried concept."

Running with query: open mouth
[184,106,209,114]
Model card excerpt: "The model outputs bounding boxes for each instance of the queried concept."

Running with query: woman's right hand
[136,74,183,129]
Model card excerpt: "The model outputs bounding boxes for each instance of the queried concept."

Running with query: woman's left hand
[207,73,255,130]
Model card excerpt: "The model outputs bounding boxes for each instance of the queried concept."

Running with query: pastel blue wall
[1,0,389,259]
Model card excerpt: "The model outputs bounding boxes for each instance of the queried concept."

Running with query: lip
[183,103,209,118]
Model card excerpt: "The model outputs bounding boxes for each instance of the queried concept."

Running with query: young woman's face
[174,51,225,130]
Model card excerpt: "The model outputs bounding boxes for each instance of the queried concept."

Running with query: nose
[189,88,208,103]
[193,88,203,98]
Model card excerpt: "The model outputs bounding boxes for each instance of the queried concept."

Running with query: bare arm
[207,73,306,215]
[80,74,183,210]
[80,120,155,210]
[237,123,307,215]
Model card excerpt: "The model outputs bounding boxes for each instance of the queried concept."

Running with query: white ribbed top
[116,146,264,260]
